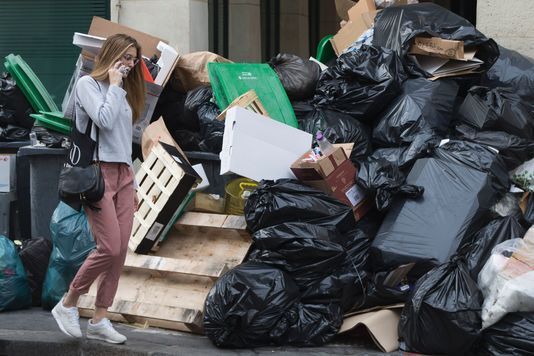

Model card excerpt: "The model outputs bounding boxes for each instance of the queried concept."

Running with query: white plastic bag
[478,238,534,329]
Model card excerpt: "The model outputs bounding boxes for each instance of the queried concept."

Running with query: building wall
[110,0,209,54]
[477,0,534,58]
[228,0,262,62]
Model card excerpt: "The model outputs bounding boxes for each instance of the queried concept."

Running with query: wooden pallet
[217,89,269,121]
[78,212,251,333]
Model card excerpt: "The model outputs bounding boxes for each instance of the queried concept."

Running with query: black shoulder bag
[58,116,105,210]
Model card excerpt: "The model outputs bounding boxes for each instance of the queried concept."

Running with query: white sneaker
[51,297,82,338]
[86,318,127,344]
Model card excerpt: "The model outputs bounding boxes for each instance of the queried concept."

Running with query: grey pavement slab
[0,308,398,356]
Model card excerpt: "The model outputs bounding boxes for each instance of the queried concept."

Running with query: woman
[51,33,145,344]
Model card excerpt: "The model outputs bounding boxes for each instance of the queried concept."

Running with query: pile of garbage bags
[200,3,534,353]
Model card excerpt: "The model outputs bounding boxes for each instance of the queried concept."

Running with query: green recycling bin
[208,63,298,128]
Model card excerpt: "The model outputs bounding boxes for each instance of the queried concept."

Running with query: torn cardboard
[141,117,188,163]
[340,305,403,353]
[331,0,377,56]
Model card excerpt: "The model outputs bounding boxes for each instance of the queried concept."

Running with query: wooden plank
[124,250,229,278]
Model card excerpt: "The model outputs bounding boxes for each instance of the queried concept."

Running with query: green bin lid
[208,63,297,128]
[30,112,71,135]
[4,54,59,113]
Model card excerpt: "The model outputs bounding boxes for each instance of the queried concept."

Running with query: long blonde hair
[91,34,145,122]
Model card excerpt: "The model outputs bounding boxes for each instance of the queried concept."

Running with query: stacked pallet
[78,212,251,333]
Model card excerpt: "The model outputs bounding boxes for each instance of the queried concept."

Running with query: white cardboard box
[220,107,312,181]
[0,154,16,193]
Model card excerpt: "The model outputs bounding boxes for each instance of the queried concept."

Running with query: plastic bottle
[29,132,38,146]
[316,131,335,156]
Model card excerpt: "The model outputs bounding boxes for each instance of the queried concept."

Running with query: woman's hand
[108,61,124,86]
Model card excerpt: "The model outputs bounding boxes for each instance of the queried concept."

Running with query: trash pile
[0,1,533,354]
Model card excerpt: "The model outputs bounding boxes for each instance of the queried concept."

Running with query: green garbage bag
[0,235,32,311]
[207,63,298,127]
[41,202,95,310]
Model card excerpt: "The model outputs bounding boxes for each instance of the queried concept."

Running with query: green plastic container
[30,111,71,135]
[4,54,58,113]
[208,63,297,128]
[316,35,336,64]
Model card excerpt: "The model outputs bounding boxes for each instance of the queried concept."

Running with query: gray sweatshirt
[75,75,133,166]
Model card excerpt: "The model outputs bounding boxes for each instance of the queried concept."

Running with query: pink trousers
[70,162,134,308]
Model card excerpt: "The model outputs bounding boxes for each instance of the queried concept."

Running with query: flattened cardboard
[141,117,189,163]
[340,306,403,353]
[88,16,165,59]
[410,37,465,60]
[331,0,377,56]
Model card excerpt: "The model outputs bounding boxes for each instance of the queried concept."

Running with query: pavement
[0,308,398,356]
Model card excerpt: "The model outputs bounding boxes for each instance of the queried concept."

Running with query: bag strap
[77,78,102,162]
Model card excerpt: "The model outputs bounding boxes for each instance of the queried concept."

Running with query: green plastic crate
[316,35,336,64]
[208,63,297,128]
[4,54,59,113]
[30,111,71,135]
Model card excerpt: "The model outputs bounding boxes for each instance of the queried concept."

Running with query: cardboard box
[291,146,370,221]
[0,154,16,193]
[331,0,377,56]
[340,305,404,353]
[220,107,312,182]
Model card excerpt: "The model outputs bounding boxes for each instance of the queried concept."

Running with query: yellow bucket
[224,178,258,215]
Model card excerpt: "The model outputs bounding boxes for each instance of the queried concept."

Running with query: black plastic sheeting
[373,3,499,77]
[463,216,526,280]
[297,104,372,160]
[18,237,53,306]
[269,53,321,101]
[0,125,29,142]
[399,256,483,355]
[477,312,534,356]
[432,140,510,193]
[482,46,534,113]
[244,179,356,234]
[372,78,459,147]
[356,158,424,212]
[371,157,498,276]
[0,72,34,129]
[525,193,534,227]
[454,123,534,170]
[459,86,534,140]
[313,45,406,122]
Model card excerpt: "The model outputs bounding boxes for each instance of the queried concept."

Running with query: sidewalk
[0,308,395,356]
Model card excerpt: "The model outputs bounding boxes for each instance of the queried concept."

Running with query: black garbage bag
[0,125,30,142]
[478,312,534,356]
[31,126,66,148]
[249,223,346,296]
[152,86,199,132]
[353,269,412,311]
[373,78,459,147]
[433,139,510,193]
[0,72,34,128]
[298,106,372,160]
[172,129,202,151]
[399,256,482,355]
[203,262,300,348]
[525,194,534,227]
[371,158,498,276]
[185,86,223,153]
[313,45,406,122]
[244,179,356,234]
[0,235,32,311]
[454,123,534,170]
[18,237,53,306]
[275,302,343,346]
[356,158,424,211]
[483,46,534,113]
[459,86,534,140]
[269,53,321,101]
[463,216,526,280]
[367,132,438,171]
[373,3,499,77]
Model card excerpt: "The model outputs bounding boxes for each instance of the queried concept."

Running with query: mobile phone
[119,66,130,75]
